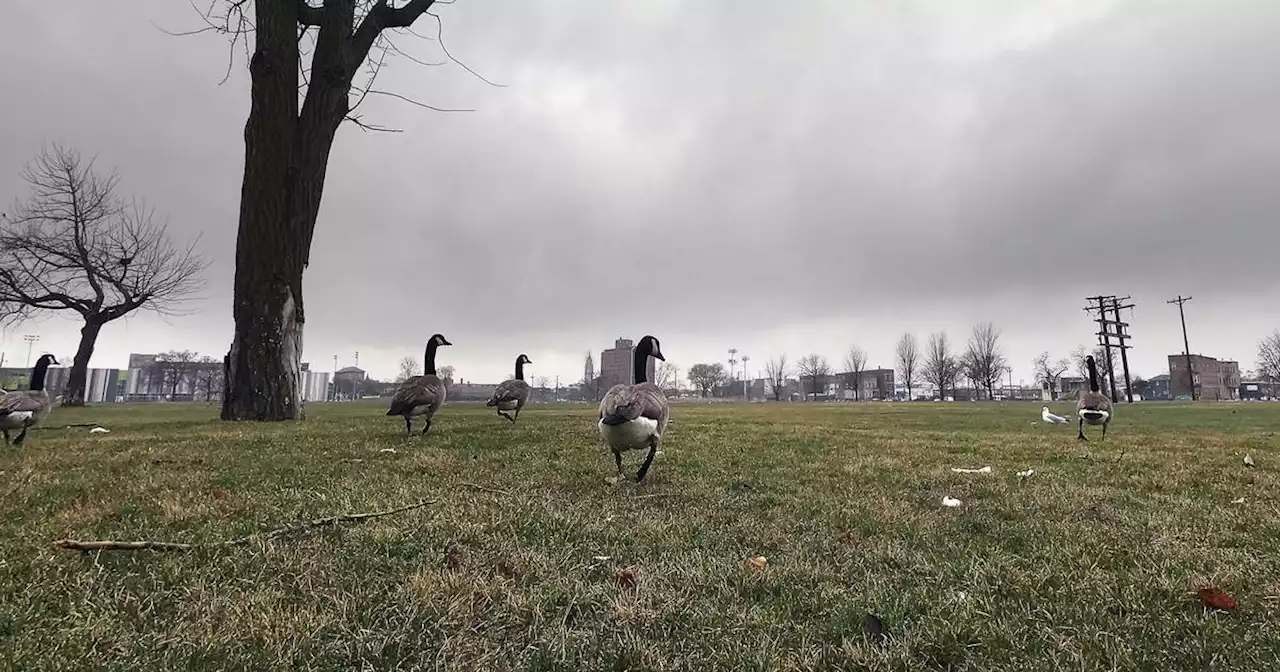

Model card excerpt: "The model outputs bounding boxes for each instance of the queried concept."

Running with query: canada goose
[598,335,669,484]
[386,334,451,437]
[1076,355,1112,441]
[0,353,59,446]
[486,354,532,423]
[1041,406,1068,424]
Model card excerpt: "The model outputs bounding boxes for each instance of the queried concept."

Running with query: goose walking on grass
[386,334,451,437]
[598,335,669,484]
[1041,406,1068,424]
[487,354,532,423]
[0,354,58,446]
[1076,355,1113,441]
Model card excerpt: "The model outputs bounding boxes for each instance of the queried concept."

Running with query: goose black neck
[423,342,439,376]
[515,357,525,381]
[633,342,650,384]
[1087,359,1099,392]
[30,358,51,392]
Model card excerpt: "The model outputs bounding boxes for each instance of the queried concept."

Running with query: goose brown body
[487,354,532,422]
[387,334,451,436]
[0,354,58,446]
[1076,355,1113,441]
[597,335,669,483]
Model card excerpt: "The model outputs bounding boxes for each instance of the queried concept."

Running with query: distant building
[0,366,122,403]
[1144,374,1172,400]
[598,338,654,391]
[1240,379,1279,401]
[332,366,366,400]
[835,368,896,400]
[1168,354,1240,400]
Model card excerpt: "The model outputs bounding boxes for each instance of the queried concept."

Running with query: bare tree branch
[765,354,788,401]
[0,144,208,405]
[896,333,918,401]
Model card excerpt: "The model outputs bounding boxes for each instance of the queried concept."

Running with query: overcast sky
[2,0,1278,387]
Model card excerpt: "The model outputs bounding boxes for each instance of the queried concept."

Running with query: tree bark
[62,317,104,406]
[221,1,347,421]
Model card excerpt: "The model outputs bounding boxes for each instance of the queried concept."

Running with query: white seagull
[1041,406,1069,424]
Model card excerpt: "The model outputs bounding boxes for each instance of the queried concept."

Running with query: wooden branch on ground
[52,498,436,553]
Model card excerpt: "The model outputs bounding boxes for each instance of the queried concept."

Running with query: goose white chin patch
[599,417,659,449]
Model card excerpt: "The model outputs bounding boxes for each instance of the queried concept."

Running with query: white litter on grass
[951,466,992,474]
[592,555,612,562]
[1016,469,1035,478]
[378,448,397,453]
[1244,454,1256,468]
[1231,497,1245,505]
[89,427,109,433]
[942,496,963,507]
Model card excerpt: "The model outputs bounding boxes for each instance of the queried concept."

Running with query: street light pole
[23,334,39,367]
[741,354,750,399]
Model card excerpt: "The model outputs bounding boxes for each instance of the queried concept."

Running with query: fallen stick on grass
[52,499,437,553]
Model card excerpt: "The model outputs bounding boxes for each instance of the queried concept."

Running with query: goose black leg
[613,450,625,483]
[498,411,514,422]
[1101,422,1108,441]
[513,407,521,423]
[1077,418,1087,441]
[420,419,432,436]
[635,437,659,483]
[404,416,412,437]
[13,428,28,447]
[2,429,10,445]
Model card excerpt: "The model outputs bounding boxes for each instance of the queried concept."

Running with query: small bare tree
[155,350,201,398]
[0,145,207,406]
[923,331,961,400]
[1258,331,1280,391]
[965,322,1006,400]
[796,353,831,401]
[1073,345,1115,391]
[653,360,679,391]
[687,363,727,398]
[1033,351,1070,400]
[844,345,868,401]
[396,356,421,383]
[896,333,919,401]
[194,355,223,402]
[765,354,789,401]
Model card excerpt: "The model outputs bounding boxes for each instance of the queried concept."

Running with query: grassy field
[1,399,1277,670]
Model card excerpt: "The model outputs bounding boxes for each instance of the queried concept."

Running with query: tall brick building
[599,338,655,391]
[1168,354,1240,400]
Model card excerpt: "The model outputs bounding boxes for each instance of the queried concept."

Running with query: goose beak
[653,349,666,362]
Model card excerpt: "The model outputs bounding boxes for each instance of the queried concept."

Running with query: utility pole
[1167,295,1195,401]
[1083,296,1121,402]
[1108,297,1136,402]
[741,354,750,399]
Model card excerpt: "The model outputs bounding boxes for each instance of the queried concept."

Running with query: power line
[1167,295,1195,401]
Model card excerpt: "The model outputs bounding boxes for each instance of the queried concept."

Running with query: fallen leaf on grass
[443,541,466,569]
[746,556,769,569]
[592,555,612,562]
[942,496,963,508]
[615,567,638,590]
[1016,469,1035,478]
[1197,586,1238,612]
[1231,497,1245,505]
[379,448,397,454]
[951,466,992,474]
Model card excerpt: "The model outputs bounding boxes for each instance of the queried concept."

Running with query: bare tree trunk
[222,1,347,421]
[62,318,104,406]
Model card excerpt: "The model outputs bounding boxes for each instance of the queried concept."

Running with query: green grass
[2,400,1277,670]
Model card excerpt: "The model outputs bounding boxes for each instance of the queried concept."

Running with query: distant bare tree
[0,144,207,406]
[896,333,919,401]
[687,363,727,398]
[796,353,831,401]
[437,364,455,384]
[1033,351,1070,401]
[532,375,550,401]
[923,332,961,400]
[1259,330,1280,386]
[653,360,679,391]
[1073,345,1115,391]
[396,356,421,383]
[965,322,1006,400]
[582,351,597,401]
[844,345,868,401]
[154,350,201,398]
[194,355,223,402]
[765,354,789,401]
[959,348,982,400]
